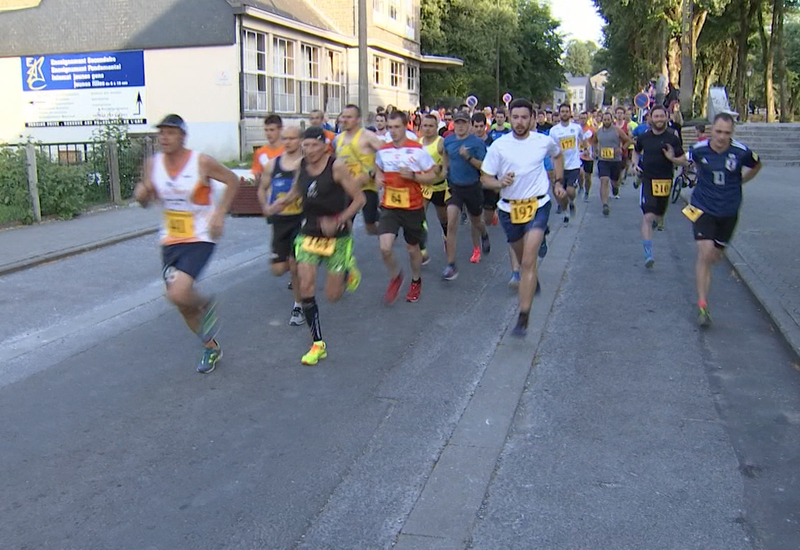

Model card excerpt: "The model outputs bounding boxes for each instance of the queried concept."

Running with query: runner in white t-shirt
[481,98,565,337]
[548,104,585,225]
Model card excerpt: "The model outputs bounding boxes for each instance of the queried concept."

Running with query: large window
[243,30,268,112]
[407,64,418,92]
[272,36,296,113]
[374,55,384,85]
[405,0,416,39]
[390,60,403,88]
[300,44,321,112]
[388,0,398,20]
[325,50,344,113]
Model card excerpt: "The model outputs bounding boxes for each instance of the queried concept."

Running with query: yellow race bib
[560,136,577,150]
[421,186,434,200]
[682,205,704,222]
[444,188,452,202]
[165,210,195,239]
[651,179,672,197]
[276,192,302,215]
[385,187,410,209]
[600,147,615,160]
[301,236,336,257]
[509,198,539,224]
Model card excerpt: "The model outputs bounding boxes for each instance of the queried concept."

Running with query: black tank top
[298,156,349,237]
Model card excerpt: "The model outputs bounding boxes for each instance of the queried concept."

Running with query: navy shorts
[597,160,621,181]
[162,242,215,284]
[564,168,581,188]
[498,199,552,244]
[363,190,380,225]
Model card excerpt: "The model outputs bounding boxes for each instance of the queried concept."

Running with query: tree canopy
[420,0,564,107]
[563,40,599,77]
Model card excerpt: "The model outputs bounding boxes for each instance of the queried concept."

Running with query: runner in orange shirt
[252,115,285,177]
[309,109,336,153]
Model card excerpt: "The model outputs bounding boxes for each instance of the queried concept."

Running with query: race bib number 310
[509,198,539,224]
[165,210,195,239]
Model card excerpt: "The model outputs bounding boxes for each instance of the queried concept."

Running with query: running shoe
[460,211,468,225]
[584,193,589,203]
[511,317,528,337]
[442,264,458,281]
[491,211,498,226]
[470,247,481,264]
[563,215,570,226]
[346,262,362,293]
[301,341,327,366]
[645,255,655,269]
[569,203,576,216]
[197,343,222,374]
[481,233,491,254]
[421,250,431,266]
[538,236,548,259]
[698,306,713,328]
[652,220,658,230]
[614,191,621,199]
[199,296,220,344]
[406,279,422,303]
[633,177,641,189]
[508,271,521,289]
[556,204,563,214]
[535,281,542,295]
[289,307,305,326]
[384,271,404,305]
[656,219,665,231]
[602,204,610,217]
[287,280,293,290]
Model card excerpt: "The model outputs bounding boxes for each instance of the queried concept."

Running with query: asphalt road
[1,185,798,549]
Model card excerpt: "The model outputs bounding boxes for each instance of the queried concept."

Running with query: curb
[680,188,800,357]
[0,227,158,277]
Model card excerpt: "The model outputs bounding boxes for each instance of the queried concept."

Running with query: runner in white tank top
[134,114,241,375]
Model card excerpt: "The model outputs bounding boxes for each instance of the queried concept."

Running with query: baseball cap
[453,111,470,122]
[302,126,326,141]
[156,114,187,133]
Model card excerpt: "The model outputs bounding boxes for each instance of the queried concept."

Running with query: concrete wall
[0,45,241,161]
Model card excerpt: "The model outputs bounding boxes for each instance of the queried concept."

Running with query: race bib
[651,179,672,197]
[385,186,410,208]
[421,186,434,200]
[600,147,615,160]
[275,192,302,215]
[165,210,195,239]
[682,204,704,222]
[301,236,336,257]
[444,188,452,202]
[560,136,577,150]
[509,198,539,225]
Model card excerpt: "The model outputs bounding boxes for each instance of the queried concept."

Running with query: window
[373,0,384,13]
[390,60,403,88]
[374,55,383,85]
[273,36,296,113]
[325,50,344,113]
[300,44,321,113]
[405,0,416,39]
[388,0,398,20]
[407,64,418,92]
[243,30,268,112]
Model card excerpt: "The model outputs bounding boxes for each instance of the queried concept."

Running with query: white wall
[0,45,241,161]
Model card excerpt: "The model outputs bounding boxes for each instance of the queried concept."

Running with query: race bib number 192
[509,198,539,224]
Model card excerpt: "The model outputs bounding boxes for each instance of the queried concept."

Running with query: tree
[420,0,564,106]
[563,40,598,76]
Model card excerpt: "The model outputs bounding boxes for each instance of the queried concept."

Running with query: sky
[545,0,606,46]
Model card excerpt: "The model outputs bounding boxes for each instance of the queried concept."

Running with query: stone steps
[679,124,800,165]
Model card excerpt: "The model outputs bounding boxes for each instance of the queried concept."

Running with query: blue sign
[634,93,650,109]
[21,50,145,92]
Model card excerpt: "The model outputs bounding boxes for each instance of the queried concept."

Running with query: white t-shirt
[481,131,560,213]
[548,122,584,170]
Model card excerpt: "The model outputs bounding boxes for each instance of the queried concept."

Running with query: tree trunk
[734,0,757,119]
[702,67,716,118]
[680,0,694,116]
[774,0,789,122]
[758,4,776,122]
[668,37,682,87]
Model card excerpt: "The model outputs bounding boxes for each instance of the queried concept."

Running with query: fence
[0,136,155,224]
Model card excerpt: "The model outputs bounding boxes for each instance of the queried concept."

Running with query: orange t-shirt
[251,144,285,174]
[375,139,436,211]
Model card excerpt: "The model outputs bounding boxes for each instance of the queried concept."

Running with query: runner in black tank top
[265,126,366,366]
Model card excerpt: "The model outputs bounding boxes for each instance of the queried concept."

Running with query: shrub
[0,146,32,224]
[36,156,87,219]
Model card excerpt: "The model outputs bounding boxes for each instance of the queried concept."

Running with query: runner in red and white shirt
[375,111,438,304]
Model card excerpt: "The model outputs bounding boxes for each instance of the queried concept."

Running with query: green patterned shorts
[294,234,354,273]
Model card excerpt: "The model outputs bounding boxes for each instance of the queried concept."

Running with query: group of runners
[134,99,762,374]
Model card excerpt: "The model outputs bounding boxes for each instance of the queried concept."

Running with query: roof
[0,0,236,58]
[231,0,337,33]
[567,75,590,87]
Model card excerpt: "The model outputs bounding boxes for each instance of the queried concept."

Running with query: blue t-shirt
[536,126,554,171]
[689,140,760,217]
[488,126,511,142]
[632,123,649,138]
[444,134,487,186]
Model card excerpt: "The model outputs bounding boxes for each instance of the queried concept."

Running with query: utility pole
[358,0,369,119]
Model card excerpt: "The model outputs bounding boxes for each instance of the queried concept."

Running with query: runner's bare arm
[333,159,366,223]
[552,153,566,200]
[663,144,689,166]
[267,170,300,215]
[201,155,241,215]
[480,172,506,190]
[374,165,385,188]
[134,157,156,207]
[617,127,633,148]
[742,160,763,184]
[441,147,450,180]
[410,167,438,185]
[361,129,387,153]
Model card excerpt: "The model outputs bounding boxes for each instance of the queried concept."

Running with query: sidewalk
[0,205,160,276]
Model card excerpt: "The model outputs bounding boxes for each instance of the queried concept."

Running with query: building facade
[0,0,460,160]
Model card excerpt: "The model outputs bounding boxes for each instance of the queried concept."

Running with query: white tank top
[151,150,215,244]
